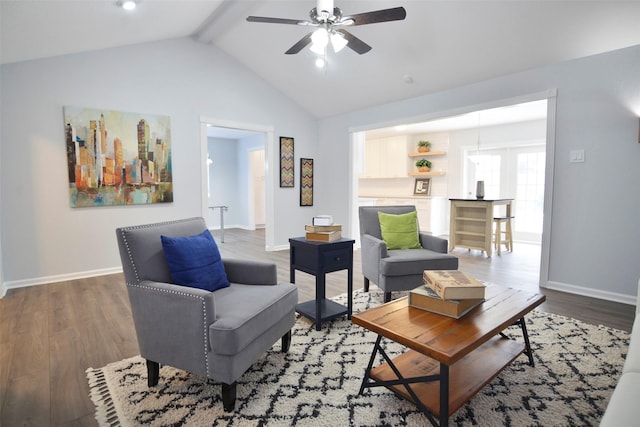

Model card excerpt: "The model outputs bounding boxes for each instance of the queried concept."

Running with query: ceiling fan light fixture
[310,42,326,55]
[330,32,347,52]
[310,28,329,54]
[119,0,137,10]
[316,0,334,18]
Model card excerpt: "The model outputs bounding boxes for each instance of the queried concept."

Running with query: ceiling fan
[246,0,407,55]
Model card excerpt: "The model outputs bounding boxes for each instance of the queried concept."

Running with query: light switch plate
[569,149,585,163]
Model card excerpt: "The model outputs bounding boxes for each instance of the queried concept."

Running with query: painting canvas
[279,136,294,187]
[63,106,172,207]
[300,158,313,206]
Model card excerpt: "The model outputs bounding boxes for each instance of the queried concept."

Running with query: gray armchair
[116,217,297,411]
[359,205,459,302]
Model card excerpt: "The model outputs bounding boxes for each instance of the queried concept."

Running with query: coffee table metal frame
[353,286,545,427]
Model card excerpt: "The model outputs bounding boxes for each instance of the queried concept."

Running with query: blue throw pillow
[161,229,230,292]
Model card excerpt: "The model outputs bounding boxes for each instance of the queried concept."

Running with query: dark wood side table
[289,237,355,331]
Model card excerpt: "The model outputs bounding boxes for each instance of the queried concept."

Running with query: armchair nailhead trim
[119,217,202,284]
[119,231,140,283]
[127,282,210,376]
[121,216,210,376]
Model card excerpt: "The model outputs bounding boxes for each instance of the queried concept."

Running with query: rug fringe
[86,366,121,427]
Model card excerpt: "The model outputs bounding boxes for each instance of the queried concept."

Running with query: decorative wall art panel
[413,178,431,196]
[300,158,313,206]
[63,106,173,207]
[279,136,294,187]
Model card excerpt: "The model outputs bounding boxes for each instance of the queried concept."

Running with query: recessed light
[315,57,326,68]
[119,0,137,10]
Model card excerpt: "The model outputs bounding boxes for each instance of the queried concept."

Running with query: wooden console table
[289,237,355,330]
[448,198,512,257]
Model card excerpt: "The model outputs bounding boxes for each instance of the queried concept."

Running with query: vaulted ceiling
[2,1,640,118]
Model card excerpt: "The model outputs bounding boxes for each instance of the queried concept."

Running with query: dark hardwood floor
[1,228,635,426]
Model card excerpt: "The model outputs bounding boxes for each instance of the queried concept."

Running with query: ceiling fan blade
[247,16,311,25]
[285,33,313,54]
[336,30,372,55]
[343,7,406,26]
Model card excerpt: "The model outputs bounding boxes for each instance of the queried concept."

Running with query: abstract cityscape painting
[63,106,173,207]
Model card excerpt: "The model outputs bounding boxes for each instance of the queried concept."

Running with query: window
[464,144,545,243]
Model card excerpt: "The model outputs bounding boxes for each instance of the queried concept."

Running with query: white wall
[237,134,266,228]
[319,45,640,302]
[0,37,318,289]
[208,137,240,228]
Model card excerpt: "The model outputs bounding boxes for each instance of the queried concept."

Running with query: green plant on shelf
[415,159,432,168]
[418,140,431,152]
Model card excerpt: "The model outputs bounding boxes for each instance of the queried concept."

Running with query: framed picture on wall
[413,178,431,196]
[63,106,173,207]
[279,136,294,187]
[300,158,313,206]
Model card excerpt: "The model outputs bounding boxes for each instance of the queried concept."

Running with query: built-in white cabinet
[362,136,408,178]
[415,197,447,236]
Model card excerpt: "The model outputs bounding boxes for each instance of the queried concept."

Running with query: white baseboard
[3,267,123,293]
[542,280,637,306]
[208,224,252,231]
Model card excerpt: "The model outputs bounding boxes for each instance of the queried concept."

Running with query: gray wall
[0,37,317,288]
[2,35,639,303]
[318,44,640,302]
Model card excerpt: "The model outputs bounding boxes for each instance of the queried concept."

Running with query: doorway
[199,118,275,249]
[349,92,557,286]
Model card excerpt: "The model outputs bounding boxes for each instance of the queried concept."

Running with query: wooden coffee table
[352,285,545,427]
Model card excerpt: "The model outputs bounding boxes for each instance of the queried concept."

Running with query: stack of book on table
[305,217,342,242]
[409,270,486,318]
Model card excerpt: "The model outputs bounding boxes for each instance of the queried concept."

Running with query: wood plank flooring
[0,228,635,426]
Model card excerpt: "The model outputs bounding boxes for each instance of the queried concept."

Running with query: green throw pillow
[377,211,422,250]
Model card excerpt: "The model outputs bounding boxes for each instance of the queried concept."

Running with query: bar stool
[493,216,514,255]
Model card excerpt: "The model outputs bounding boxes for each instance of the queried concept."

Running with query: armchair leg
[222,382,237,412]
[281,330,292,353]
[364,277,370,292]
[384,292,392,303]
[146,360,159,387]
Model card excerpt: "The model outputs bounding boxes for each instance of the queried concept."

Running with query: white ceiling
[2,1,640,119]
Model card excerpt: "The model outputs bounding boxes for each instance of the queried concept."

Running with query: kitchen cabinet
[448,198,513,256]
[415,197,447,236]
[362,136,408,178]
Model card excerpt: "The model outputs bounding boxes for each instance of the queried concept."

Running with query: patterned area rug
[87,289,629,426]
